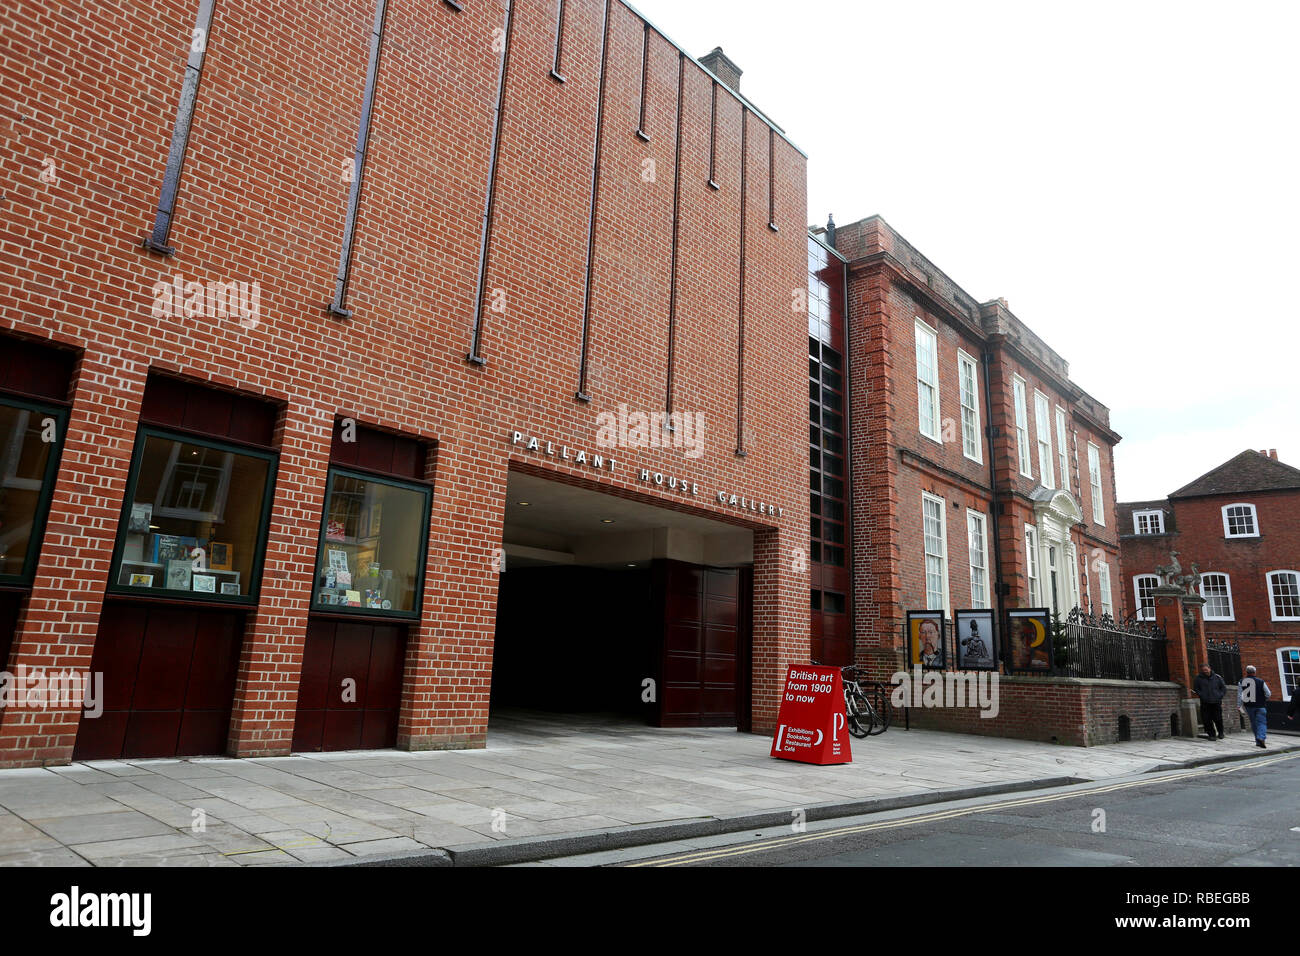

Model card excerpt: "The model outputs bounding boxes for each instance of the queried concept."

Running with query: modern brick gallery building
[1120,450,1300,729]
[0,0,1153,767]
[0,0,809,766]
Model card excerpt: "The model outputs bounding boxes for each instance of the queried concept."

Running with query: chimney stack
[1259,449,1279,460]
[699,47,742,92]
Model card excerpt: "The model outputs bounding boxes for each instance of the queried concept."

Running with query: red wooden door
[659,562,742,727]
[292,618,407,752]
[74,604,243,760]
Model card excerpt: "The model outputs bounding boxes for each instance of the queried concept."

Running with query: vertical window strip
[1055,407,1069,492]
[635,23,650,141]
[923,495,947,611]
[1034,392,1054,488]
[707,81,719,189]
[1201,573,1233,620]
[327,0,389,319]
[574,0,613,402]
[1025,527,1039,605]
[143,0,217,256]
[915,322,939,440]
[1135,574,1158,620]
[664,52,685,421]
[1088,443,1104,525]
[735,109,748,456]
[1013,377,1032,476]
[958,352,980,461]
[1098,562,1113,617]
[968,511,988,609]
[549,0,567,81]
[767,126,777,231]
[468,0,518,363]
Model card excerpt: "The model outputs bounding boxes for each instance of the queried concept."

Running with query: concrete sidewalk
[0,712,1293,867]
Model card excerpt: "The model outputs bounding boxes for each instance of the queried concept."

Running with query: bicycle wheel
[845,687,874,738]
[866,683,891,735]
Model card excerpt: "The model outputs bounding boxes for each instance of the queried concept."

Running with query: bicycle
[841,665,891,738]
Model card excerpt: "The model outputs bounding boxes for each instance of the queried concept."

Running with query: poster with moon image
[954,609,997,670]
[1008,608,1052,672]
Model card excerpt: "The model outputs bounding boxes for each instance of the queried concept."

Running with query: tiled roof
[1169,450,1300,499]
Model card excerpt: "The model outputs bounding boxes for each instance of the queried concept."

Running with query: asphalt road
[616,751,1300,867]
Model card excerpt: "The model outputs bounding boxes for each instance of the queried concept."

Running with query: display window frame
[106,425,279,606]
[0,395,69,589]
[310,464,432,623]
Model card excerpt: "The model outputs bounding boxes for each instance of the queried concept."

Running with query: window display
[111,429,276,601]
[0,399,66,583]
[313,469,429,616]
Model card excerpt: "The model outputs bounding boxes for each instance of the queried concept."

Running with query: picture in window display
[114,433,273,598]
[315,472,425,614]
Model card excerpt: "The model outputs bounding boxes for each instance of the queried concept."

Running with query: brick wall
[903,676,1186,746]
[0,0,809,765]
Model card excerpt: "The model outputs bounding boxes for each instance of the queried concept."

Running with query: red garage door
[659,563,749,728]
[292,619,407,752]
[74,604,243,760]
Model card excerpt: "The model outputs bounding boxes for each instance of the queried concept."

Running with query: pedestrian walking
[1239,665,1271,748]
[1193,664,1226,740]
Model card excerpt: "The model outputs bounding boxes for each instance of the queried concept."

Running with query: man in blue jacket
[1239,665,1272,748]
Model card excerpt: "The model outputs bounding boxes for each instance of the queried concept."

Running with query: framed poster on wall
[906,610,946,669]
[1007,608,1053,673]
[954,609,997,671]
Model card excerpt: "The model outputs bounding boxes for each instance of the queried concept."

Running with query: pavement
[0,710,1295,867]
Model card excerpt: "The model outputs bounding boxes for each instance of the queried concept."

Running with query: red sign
[770,664,852,765]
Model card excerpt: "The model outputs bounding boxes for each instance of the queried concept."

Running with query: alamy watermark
[152,273,261,329]
[594,404,705,459]
[0,667,104,718]
[890,667,1000,719]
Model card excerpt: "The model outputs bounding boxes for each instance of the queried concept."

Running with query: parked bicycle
[813,661,891,738]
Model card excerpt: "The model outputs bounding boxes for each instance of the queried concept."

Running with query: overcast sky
[632,0,1300,502]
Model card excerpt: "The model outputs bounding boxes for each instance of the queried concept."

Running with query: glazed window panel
[113,431,275,600]
[1268,571,1300,622]
[1134,574,1159,621]
[0,399,65,582]
[967,510,988,610]
[1034,391,1054,489]
[1097,561,1113,617]
[1054,407,1069,492]
[915,321,940,441]
[1200,573,1234,621]
[1222,504,1258,538]
[315,469,430,615]
[1013,377,1032,477]
[957,351,981,462]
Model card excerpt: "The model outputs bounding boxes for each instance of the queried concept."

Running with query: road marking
[628,751,1300,867]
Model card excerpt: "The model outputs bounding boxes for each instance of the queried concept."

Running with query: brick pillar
[396,442,508,752]
[226,403,332,757]
[1155,587,1193,693]
[1183,594,1209,674]
[752,524,811,735]
[0,356,147,768]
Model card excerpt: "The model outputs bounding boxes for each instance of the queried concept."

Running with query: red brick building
[1119,449,1300,727]
[0,0,809,767]
[810,216,1125,673]
[807,217,1165,746]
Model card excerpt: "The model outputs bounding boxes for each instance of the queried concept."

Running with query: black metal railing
[1207,637,1243,685]
[1055,608,1170,682]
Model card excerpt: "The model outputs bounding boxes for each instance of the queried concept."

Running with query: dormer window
[1132,510,1164,535]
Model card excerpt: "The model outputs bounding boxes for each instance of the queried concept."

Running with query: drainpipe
[981,348,1006,660]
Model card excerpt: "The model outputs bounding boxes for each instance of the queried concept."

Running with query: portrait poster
[1007,608,1052,672]
[954,609,997,671]
[907,610,946,669]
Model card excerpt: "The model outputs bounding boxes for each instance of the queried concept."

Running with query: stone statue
[1154,550,1182,588]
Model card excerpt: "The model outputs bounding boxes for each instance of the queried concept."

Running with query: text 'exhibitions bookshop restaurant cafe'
[0,0,818,765]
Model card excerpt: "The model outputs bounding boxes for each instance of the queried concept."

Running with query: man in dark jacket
[1193,664,1227,741]
[1239,665,1272,748]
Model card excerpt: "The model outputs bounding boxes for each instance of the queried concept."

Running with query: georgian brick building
[1119,449,1300,727]
[0,0,809,767]
[808,216,1125,681]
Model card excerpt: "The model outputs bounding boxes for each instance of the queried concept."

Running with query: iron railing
[1054,608,1170,682]
[1206,637,1243,685]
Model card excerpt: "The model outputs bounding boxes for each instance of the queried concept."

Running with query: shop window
[0,398,67,584]
[109,428,277,602]
[314,469,430,617]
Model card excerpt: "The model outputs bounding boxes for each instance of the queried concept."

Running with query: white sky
[632,0,1300,501]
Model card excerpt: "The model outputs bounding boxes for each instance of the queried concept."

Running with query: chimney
[1259,449,1278,460]
[699,47,742,92]
[825,214,836,249]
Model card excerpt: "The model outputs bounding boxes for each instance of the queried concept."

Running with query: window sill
[309,608,420,625]
[104,590,256,611]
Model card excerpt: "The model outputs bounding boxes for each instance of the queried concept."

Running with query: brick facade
[0,0,808,766]
[826,216,1124,684]
[1119,451,1300,713]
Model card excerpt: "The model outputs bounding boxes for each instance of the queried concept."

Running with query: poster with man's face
[1007,609,1052,672]
[954,610,996,670]
[907,611,946,669]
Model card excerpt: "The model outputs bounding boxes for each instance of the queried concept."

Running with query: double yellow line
[627,751,1300,867]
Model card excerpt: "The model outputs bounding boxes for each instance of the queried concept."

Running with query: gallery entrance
[491,469,754,730]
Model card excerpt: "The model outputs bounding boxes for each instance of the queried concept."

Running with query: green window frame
[0,396,68,587]
[106,425,279,605]
[311,466,432,621]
